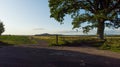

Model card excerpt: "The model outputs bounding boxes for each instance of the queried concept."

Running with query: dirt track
[0,40,120,67]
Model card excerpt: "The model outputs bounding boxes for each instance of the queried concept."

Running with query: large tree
[49,0,120,40]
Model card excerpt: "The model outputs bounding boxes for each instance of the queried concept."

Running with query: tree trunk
[97,19,105,40]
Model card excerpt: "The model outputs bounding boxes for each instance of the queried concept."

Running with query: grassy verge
[99,37,120,52]
[33,36,102,46]
[0,35,37,46]
[33,35,120,52]
[33,36,65,46]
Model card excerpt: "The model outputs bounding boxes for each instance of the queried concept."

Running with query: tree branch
[86,0,96,13]
[108,0,120,13]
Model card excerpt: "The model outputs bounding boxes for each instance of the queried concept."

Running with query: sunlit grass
[99,37,120,52]
[33,35,120,52]
[0,35,37,45]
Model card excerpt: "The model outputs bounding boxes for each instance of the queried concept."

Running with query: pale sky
[0,0,119,35]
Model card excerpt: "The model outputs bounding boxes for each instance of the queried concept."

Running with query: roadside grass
[33,36,102,46]
[33,36,64,46]
[0,35,37,46]
[33,35,120,52]
[100,37,120,52]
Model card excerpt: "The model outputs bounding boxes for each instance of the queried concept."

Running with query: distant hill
[35,33,62,36]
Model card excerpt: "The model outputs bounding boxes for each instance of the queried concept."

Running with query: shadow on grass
[0,41,14,46]
[53,39,105,47]
[0,46,119,67]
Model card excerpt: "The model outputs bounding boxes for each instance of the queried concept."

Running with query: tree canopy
[49,0,120,39]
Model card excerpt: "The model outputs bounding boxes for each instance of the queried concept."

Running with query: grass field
[33,35,120,52]
[0,35,37,46]
[0,35,120,52]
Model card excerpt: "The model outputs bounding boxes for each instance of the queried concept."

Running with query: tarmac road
[0,46,120,67]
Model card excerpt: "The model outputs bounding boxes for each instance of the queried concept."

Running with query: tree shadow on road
[0,46,119,67]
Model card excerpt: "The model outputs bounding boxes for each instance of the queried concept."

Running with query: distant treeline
[34,33,120,37]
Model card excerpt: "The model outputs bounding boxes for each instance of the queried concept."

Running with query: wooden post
[56,35,58,45]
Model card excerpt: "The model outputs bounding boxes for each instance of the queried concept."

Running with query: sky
[0,0,119,35]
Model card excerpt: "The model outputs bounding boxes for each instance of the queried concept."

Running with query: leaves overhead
[49,0,120,33]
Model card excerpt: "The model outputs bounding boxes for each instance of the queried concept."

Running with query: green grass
[99,37,120,52]
[33,36,101,46]
[33,36,65,46]
[33,35,120,52]
[0,35,37,46]
[0,35,119,52]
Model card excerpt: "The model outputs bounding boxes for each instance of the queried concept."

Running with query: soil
[0,40,120,67]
